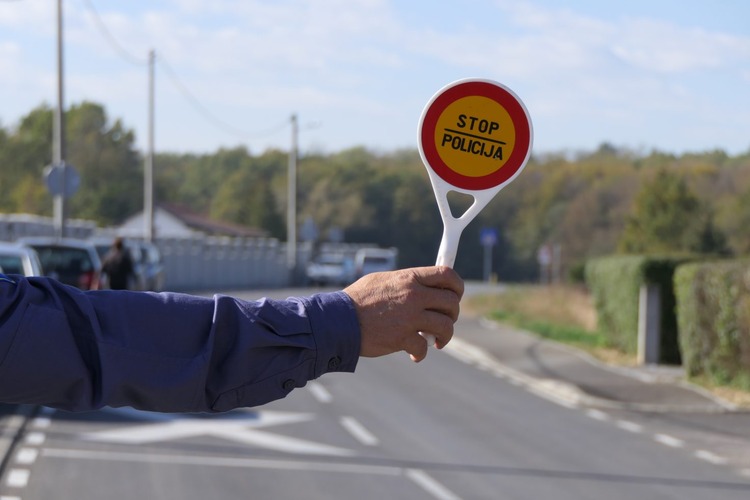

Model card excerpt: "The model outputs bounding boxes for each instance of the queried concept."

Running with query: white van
[354,247,398,278]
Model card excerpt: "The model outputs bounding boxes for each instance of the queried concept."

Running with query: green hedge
[585,255,691,363]
[674,260,750,388]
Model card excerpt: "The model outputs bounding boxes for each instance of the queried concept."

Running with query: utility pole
[286,114,298,274]
[144,49,155,241]
[52,0,67,239]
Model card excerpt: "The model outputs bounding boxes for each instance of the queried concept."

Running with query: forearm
[0,276,360,413]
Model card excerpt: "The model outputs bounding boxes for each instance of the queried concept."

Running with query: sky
[1,0,749,157]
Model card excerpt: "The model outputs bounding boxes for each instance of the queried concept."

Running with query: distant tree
[65,102,142,224]
[618,169,726,255]
[211,164,285,239]
[0,105,55,214]
[724,186,750,255]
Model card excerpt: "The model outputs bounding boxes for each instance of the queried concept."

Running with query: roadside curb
[542,333,740,413]
[445,333,738,414]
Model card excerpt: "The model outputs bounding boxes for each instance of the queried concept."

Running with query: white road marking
[0,496,22,500]
[42,448,401,476]
[81,410,353,456]
[24,432,45,446]
[445,338,580,409]
[340,416,379,446]
[15,448,38,465]
[405,469,461,500]
[654,434,684,448]
[586,409,608,421]
[307,382,333,404]
[5,469,29,488]
[32,417,51,429]
[616,420,643,433]
[694,450,728,465]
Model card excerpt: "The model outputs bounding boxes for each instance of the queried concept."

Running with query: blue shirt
[0,274,360,413]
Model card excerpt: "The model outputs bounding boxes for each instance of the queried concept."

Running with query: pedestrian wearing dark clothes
[102,237,135,290]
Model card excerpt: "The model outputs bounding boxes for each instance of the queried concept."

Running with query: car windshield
[33,246,93,273]
[316,255,345,265]
[0,255,23,274]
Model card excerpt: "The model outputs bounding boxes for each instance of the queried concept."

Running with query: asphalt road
[1,286,749,499]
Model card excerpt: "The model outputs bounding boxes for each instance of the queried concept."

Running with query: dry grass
[465,284,597,327]
[465,284,618,358]
[467,284,596,330]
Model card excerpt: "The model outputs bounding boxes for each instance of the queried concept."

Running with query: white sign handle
[420,173,505,347]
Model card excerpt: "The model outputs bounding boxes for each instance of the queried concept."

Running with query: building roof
[116,203,268,239]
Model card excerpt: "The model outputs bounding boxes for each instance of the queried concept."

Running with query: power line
[82,0,291,143]
[81,0,147,66]
[156,54,289,141]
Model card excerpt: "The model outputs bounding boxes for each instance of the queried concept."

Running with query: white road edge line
[42,448,401,476]
[24,432,45,446]
[340,416,379,446]
[307,382,333,404]
[15,447,39,465]
[32,417,51,429]
[0,496,22,500]
[586,409,608,421]
[616,420,643,433]
[5,469,30,488]
[694,450,728,465]
[405,469,461,500]
[654,434,684,448]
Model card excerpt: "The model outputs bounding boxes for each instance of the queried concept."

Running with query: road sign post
[480,228,498,282]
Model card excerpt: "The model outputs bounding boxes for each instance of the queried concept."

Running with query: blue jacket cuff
[304,291,360,377]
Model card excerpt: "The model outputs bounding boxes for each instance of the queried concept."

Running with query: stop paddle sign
[418,78,533,267]
[418,78,533,346]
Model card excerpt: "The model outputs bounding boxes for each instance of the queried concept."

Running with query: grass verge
[465,284,633,364]
[465,283,750,407]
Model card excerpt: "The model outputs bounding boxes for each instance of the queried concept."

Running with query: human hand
[344,266,464,362]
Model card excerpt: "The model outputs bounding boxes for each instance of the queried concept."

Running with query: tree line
[1,102,749,281]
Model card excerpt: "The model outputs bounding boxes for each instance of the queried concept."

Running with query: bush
[585,255,692,363]
[674,260,750,388]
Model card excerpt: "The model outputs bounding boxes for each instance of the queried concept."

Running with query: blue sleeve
[0,274,360,413]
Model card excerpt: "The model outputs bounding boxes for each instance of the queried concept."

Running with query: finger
[411,267,465,298]
[418,310,455,349]
[424,287,461,322]
[405,332,429,362]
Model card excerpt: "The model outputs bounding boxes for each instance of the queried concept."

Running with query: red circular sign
[419,79,532,191]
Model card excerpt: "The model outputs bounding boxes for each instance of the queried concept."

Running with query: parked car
[354,247,398,278]
[0,242,43,276]
[306,252,355,286]
[90,237,165,291]
[19,237,102,290]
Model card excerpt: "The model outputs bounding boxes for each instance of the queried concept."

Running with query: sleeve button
[327,356,341,370]
[282,379,296,391]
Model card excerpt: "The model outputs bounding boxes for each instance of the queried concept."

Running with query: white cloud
[1,0,748,154]
[611,19,750,73]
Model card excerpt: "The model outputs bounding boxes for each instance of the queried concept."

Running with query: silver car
[0,242,43,277]
[19,237,102,290]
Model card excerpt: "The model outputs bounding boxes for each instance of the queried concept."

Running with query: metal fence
[154,236,292,291]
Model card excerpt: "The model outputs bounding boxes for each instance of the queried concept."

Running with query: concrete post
[638,283,661,365]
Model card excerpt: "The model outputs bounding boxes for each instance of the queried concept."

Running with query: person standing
[101,237,135,290]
